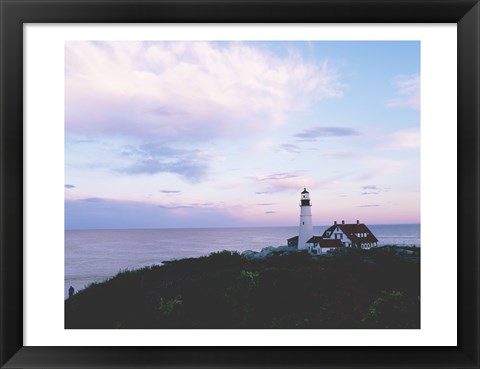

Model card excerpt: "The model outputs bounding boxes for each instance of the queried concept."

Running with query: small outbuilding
[287,236,299,247]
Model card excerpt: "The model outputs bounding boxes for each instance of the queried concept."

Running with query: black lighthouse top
[300,188,311,206]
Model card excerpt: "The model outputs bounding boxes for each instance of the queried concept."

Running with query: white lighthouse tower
[298,188,314,249]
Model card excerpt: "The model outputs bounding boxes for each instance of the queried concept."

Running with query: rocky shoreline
[241,246,302,259]
[241,244,419,260]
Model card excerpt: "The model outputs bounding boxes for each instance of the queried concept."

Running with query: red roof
[307,237,343,248]
[322,223,378,243]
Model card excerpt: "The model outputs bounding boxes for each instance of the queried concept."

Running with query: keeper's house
[316,220,378,250]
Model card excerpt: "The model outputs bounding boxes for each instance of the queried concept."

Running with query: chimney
[357,219,359,225]
[342,220,345,225]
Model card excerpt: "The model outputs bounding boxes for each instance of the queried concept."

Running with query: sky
[65,41,420,230]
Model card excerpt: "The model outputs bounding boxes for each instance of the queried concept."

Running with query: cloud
[82,197,103,203]
[356,158,407,181]
[358,204,379,207]
[258,172,299,181]
[121,158,207,182]
[382,128,420,150]
[158,204,193,210]
[265,211,276,214]
[361,185,380,195]
[321,151,358,159]
[255,191,272,195]
[386,74,420,109]
[256,203,276,206]
[121,158,208,181]
[160,190,181,194]
[65,184,76,189]
[65,41,344,142]
[117,143,218,182]
[253,172,317,193]
[278,143,301,154]
[193,202,215,207]
[150,105,179,117]
[294,126,361,141]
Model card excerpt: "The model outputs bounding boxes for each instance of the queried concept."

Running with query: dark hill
[65,246,420,329]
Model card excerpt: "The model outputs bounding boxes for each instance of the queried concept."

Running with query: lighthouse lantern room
[298,188,314,249]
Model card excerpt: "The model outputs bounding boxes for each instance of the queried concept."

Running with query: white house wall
[309,246,339,255]
[323,227,351,247]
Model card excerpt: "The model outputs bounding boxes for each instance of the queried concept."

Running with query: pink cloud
[65,41,344,141]
[381,128,420,150]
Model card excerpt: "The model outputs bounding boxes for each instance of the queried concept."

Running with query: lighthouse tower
[298,188,314,249]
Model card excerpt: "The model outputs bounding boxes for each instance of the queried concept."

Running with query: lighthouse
[298,188,314,249]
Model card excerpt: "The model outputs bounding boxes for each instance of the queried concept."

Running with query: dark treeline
[65,246,420,329]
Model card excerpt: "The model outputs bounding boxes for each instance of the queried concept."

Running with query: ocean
[65,224,420,297]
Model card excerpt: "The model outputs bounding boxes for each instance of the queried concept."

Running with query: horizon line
[65,223,421,232]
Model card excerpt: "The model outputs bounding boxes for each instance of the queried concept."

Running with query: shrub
[362,290,420,328]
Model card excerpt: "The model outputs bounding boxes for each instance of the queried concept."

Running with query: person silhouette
[68,285,74,298]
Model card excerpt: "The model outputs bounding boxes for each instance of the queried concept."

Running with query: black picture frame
[1,0,479,368]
